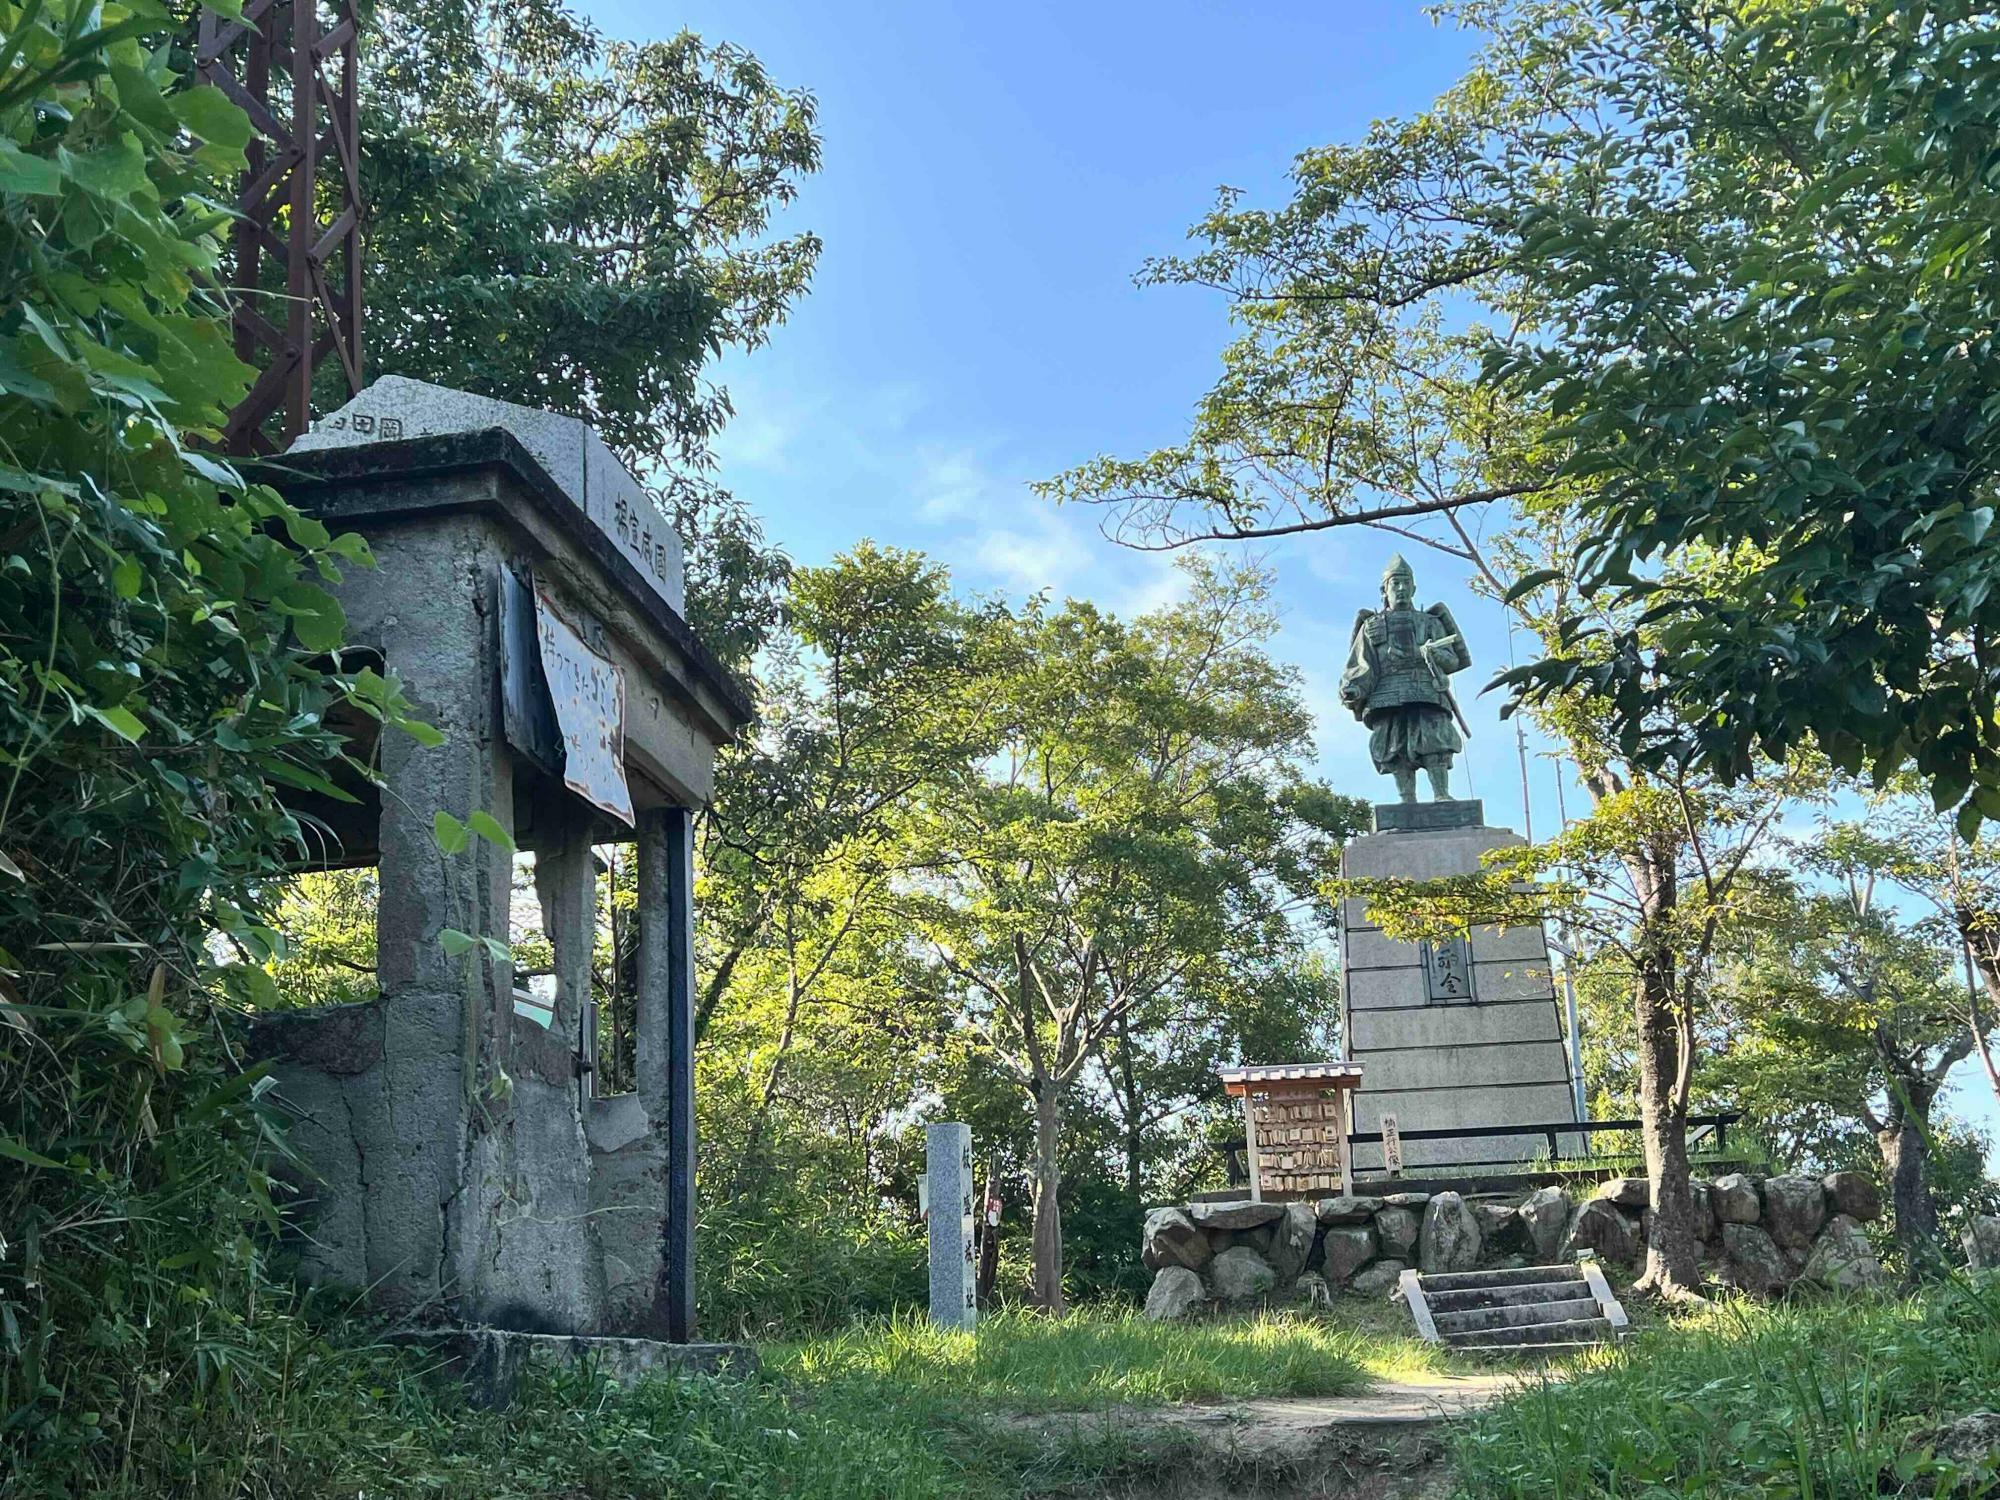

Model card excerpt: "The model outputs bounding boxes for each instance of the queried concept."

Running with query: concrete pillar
[362,539,512,1313]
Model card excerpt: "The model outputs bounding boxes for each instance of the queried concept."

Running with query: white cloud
[915,448,996,521]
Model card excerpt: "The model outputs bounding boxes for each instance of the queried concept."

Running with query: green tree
[1493,0,2000,834]
[358,0,821,666]
[0,3,425,1479]
[1706,863,1974,1273]
[900,563,1356,1310]
[1825,794,2000,1115]
[1048,0,2000,834]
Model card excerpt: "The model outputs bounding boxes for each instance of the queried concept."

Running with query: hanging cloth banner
[534,584,635,826]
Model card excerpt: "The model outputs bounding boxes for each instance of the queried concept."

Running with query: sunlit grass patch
[768,1305,1435,1413]
[1451,1277,2000,1499]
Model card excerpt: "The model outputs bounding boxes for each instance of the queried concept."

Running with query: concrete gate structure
[249,379,751,1347]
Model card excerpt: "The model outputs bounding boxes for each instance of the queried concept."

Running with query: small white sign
[535,587,634,826]
[1382,1112,1404,1177]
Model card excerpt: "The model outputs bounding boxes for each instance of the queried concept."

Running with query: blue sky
[589,0,1999,1158]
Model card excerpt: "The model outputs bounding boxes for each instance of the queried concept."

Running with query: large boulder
[1763,1174,1827,1256]
[1208,1244,1278,1303]
[1902,1410,2000,1489]
[1350,1258,1407,1299]
[1419,1191,1482,1273]
[1822,1171,1882,1224]
[1142,1208,1211,1272]
[1321,1224,1378,1286]
[1721,1223,1791,1297]
[1594,1176,1649,1209]
[1562,1198,1640,1267]
[1799,1213,1888,1292]
[1314,1194,1384,1225]
[1374,1205,1420,1260]
[1190,1199,1285,1232]
[1267,1201,1317,1284]
[1689,1181,1716,1245]
[1711,1172,1762,1225]
[1520,1187,1569,1263]
[1383,1191,1431,1208]
[1964,1214,2000,1270]
[1144,1266,1206,1321]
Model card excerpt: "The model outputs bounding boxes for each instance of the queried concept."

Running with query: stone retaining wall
[1141,1171,1895,1319]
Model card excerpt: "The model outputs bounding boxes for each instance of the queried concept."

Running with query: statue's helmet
[1381,553,1415,603]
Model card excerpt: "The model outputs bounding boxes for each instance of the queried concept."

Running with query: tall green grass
[5,1305,1403,1498]
[771,1306,1402,1412]
[1453,1278,2000,1498]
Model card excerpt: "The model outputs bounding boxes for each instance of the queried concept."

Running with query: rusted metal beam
[200,1,364,455]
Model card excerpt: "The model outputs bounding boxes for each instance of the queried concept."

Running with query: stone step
[1433,1296,1602,1337]
[1446,1340,1610,1357]
[1425,1279,1592,1314]
[1417,1264,1579,1293]
[1442,1316,1613,1349]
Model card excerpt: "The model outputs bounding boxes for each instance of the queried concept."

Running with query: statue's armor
[1355,607,1453,718]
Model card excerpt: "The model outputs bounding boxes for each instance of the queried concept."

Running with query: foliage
[1050,0,2000,833]
[1494,0,2000,834]
[0,0,427,1480]
[770,1307,1379,1413]
[897,559,1360,1308]
[4,1300,1419,1498]
[1453,1279,2000,1498]
[1701,860,1986,1267]
[265,870,379,1011]
[358,0,820,667]
[1817,792,2000,1114]
[697,1189,928,1341]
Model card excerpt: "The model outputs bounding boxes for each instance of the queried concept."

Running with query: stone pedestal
[1341,800,1579,1170]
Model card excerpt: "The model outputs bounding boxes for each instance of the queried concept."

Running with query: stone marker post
[926,1122,977,1330]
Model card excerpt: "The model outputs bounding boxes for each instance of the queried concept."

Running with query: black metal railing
[1221,1110,1744,1185]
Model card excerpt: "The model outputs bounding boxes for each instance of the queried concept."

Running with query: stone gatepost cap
[292,376,686,616]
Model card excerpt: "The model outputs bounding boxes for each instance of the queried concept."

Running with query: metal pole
[1508,624,1533,841]
[663,805,697,1341]
[1553,755,1586,1124]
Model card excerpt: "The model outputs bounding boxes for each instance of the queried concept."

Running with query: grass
[1452,1275,2000,1498]
[40,1282,1998,1498]
[769,1305,1440,1413]
[7,1303,1428,1499]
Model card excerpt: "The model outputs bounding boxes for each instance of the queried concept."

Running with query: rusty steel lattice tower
[197,0,365,455]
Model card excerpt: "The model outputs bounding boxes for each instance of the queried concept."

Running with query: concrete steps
[1399,1259,1627,1353]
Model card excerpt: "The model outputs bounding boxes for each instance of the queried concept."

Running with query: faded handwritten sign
[535,587,634,826]
[1382,1112,1404,1176]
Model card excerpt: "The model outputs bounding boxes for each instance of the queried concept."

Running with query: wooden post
[1241,1091,1264,1203]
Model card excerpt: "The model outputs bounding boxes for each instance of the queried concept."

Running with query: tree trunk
[1633,951,1703,1298]
[1960,922,2000,1109]
[1875,1072,1942,1279]
[1115,1012,1142,1203]
[1029,1078,1065,1314]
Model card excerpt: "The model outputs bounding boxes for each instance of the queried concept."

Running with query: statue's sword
[1424,641,1472,737]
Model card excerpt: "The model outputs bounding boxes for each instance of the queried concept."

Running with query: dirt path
[1009,1374,1526,1497]
[1018,1373,1515,1453]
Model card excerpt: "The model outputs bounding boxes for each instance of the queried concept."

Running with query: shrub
[0,4,423,1486]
